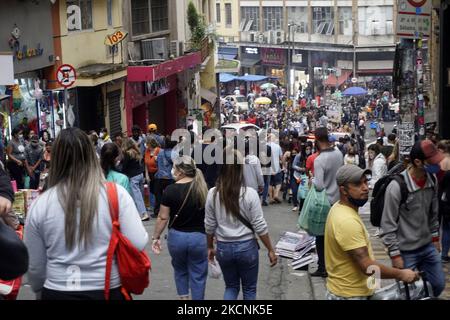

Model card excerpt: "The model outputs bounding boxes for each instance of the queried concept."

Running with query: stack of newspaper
[275,231,316,269]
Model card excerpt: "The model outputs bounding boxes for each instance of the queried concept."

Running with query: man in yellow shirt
[325,164,418,300]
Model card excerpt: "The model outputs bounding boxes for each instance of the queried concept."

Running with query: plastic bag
[208,258,222,279]
[297,174,310,201]
[23,175,30,189]
[298,186,331,236]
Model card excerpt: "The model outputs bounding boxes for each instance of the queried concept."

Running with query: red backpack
[104,182,151,300]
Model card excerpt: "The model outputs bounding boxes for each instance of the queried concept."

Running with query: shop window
[67,0,93,32]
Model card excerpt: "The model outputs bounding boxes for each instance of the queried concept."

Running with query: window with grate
[263,7,283,31]
[216,3,221,23]
[225,3,232,27]
[67,0,93,32]
[131,0,150,35]
[151,0,169,32]
[287,7,308,33]
[312,7,334,35]
[107,0,113,26]
[241,7,260,31]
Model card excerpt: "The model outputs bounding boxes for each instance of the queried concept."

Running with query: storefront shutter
[107,90,122,136]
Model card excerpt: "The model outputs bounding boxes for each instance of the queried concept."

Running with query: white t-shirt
[269,142,283,174]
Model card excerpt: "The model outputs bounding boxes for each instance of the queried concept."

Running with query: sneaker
[262,201,268,207]
[274,198,282,204]
[292,207,299,211]
[310,270,328,278]
[141,214,150,221]
[372,228,380,237]
[442,256,450,263]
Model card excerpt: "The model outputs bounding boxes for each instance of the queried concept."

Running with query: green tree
[187,2,199,34]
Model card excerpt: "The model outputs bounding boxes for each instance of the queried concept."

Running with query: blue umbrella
[342,86,367,96]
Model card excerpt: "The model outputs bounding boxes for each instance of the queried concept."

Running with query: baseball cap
[410,140,444,165]
[148,123,157,131]
[336,164,372,187]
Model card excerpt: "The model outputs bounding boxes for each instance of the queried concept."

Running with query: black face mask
[347,195,368,208]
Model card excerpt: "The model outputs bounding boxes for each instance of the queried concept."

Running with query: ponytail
[191,168,208,208]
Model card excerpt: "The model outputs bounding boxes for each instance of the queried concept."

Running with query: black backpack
[370,174,409,227]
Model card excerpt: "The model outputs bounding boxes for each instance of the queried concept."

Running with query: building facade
[216,0,397,98]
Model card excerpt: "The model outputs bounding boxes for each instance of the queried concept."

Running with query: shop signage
[261,48,286,65]
[292,54,302,64]
[104,30,128,46]
[145,78,169,96]
[397,0,431,39]
[245,47,259,55]
[13,43,44,61]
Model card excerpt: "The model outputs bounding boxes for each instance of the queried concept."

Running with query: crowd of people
[1,83,449,301]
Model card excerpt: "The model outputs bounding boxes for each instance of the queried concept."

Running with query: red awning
[127,52,202,82]
[323,70,352,87]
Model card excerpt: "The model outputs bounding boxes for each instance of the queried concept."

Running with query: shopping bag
[298,187,314,231]
[297,174,310,201]
[208,258,222,279]
[307,187,331,236]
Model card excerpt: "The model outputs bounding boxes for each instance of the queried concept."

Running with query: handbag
[298,186,331,236]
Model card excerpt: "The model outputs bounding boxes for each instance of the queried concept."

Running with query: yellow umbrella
[255,97,272,105]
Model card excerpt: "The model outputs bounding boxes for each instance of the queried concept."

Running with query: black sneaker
[310,270,328,278]
[262,201,268,206]
[442,256,450,263]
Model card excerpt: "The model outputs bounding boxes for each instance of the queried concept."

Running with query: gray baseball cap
[336,164,371,186]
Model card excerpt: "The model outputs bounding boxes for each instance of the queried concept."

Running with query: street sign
[351,77,358,83]
[56,64,76,88]
[398,122,415,155]
[396,0,431,39]
[292,54,302,64]
[104,30,128,47]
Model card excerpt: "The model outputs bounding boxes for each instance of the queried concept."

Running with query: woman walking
[151,156,209,300]
[122,138,149,221]
[205,149,278,300]
[24,128,148,300]
[6,127,26,189]
[101,143,132,195]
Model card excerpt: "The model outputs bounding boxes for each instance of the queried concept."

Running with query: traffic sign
[56,64,76,88]
[397,0,431,39]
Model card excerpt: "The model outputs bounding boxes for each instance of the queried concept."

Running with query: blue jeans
[262,175,271,202]
[441,217,450,259]
[216,239,259,300]
[129,174,146,216]
[167,229,208,300]
[401,243,446,297]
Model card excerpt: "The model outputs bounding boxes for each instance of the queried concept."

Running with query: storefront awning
[127,52,202,82]
[241,58,261,68]
[218,46,238,60]
[219,73,238,83]
[357,69,393,75]
[323,70,352,87]
[218,54,237,60]
[200,88,217,104]
[237,74,268,82]
[75,63,127,87]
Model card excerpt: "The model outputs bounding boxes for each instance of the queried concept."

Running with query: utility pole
[352,0,357,83]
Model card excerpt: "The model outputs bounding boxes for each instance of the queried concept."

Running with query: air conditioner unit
[275,31,284,44]
[258,33,265,44]
[170,40,184,58]
[141,38,168,61]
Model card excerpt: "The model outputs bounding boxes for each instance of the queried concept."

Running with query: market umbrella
[254,97,272,105]
[260,83,278,90]
[342,86,367,96]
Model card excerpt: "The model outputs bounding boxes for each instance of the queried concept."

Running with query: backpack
[104,182,151,300]
[370,174,409,227]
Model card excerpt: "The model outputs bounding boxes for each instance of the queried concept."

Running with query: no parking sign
[56,64,76,88]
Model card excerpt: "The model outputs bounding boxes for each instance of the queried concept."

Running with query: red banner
[261,48,286,65]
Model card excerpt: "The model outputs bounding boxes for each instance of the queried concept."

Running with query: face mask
[99,133,105,138]
[348,196,368,208]
[424,163,440,175]
[18,134,23,139]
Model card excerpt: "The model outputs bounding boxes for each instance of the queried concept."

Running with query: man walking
[311,127,344,277]
[325,164,418,300]
[380,140,446,297]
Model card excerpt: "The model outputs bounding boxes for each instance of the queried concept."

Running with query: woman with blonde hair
[121,138,148,221]
[151,155,209,300]
[24,128,148,300]
[205,148,277,300]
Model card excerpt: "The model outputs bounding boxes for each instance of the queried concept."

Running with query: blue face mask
[424,164,440,175]
[348,196,368,208]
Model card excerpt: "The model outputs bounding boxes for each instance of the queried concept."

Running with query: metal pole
[287,24,291,99]
[63,88,68,130]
